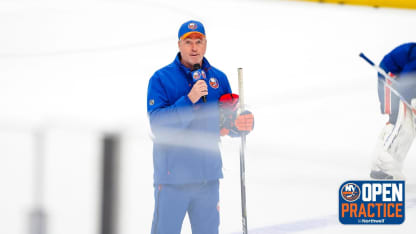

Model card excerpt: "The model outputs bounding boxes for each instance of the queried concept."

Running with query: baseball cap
[178,20,205,40]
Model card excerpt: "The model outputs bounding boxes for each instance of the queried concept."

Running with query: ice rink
[1,0,416,233]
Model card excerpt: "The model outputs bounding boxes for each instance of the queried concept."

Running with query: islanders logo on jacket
[209,77,219,89]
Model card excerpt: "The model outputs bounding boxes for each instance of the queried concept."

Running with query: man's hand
[188,80,208,104]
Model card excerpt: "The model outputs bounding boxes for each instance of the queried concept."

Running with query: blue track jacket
[147,53,232,184]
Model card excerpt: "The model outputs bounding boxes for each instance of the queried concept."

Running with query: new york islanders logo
[188,23,197,30]
[209,78,219,89]
[341,183,360,202]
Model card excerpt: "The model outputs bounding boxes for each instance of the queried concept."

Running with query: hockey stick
[359,52,415,112]
[238,68,248,234]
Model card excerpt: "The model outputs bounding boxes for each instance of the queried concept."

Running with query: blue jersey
[378,43,416,123]
[147,53,232,184]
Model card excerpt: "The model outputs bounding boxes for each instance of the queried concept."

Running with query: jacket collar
[174,52,211,74]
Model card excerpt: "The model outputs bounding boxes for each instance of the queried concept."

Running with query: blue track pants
[151,180,220,234]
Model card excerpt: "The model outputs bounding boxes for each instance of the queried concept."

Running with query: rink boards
[297,0,416,9]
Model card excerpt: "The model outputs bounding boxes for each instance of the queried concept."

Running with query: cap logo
[188,23,197,30]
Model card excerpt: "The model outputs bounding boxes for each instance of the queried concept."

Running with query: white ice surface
[1,0,416,233]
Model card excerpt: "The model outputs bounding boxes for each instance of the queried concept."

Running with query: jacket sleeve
[378,44,416,114]
[147,73,195,139]
[377,48,404,114]
[221,73,232,95]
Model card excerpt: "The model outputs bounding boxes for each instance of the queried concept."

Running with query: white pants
[371,100,416,179]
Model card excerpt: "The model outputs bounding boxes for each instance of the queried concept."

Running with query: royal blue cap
[178,20,206,40]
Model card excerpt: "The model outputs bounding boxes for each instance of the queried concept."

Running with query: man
[370,42,416,180]
[147,20,254,234]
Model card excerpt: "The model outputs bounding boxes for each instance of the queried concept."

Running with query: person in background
[370,42,416,180]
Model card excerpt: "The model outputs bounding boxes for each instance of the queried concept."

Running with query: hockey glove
[219,93,239,111]
[219,93,254,136]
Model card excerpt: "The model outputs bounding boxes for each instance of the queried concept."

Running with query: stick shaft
[359,53,396,83]
[238,68,248,234]
[238,68,245,111]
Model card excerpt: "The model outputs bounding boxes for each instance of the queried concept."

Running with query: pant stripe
[152,185,162,234]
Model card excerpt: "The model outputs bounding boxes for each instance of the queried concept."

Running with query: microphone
[191,63,207,103]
